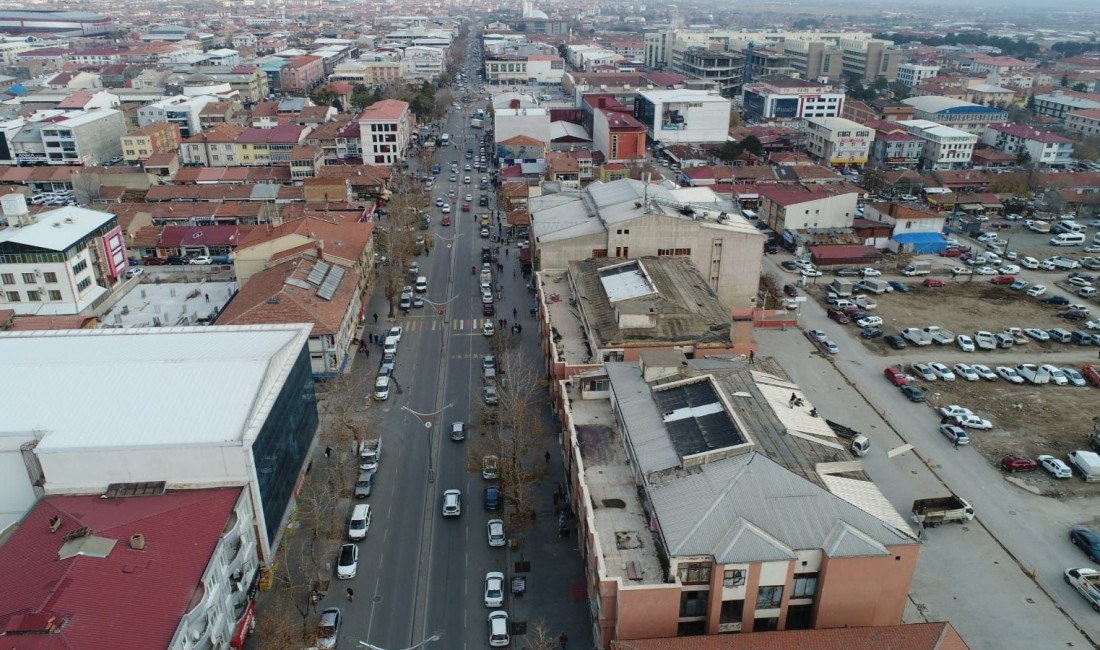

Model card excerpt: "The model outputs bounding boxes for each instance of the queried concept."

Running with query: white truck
[1064,568,1100,612]
[1067,450,1100,482]
[359,438,382,471]
[1016,364,1050,385]
[922,326,956,345]
[1027,220,1051,233]
[856,279,891,294]
[901,328,932,346]
[912,494,975,527]
[852,295,877,310]
[828,278,853,297]
[901,260,932,276]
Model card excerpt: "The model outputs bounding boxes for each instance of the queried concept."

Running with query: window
[48,290,62,301]
[1,273,13,285]
[27,290,41,302]
[719,599,744,624]
[6,291,20,302]
[722,569,746,587]
[792,573,818,599]
[76,277,92,292]
[592,249,607,258]
[756,585,783,609]
[21,272,35,283]
[677,562,711,585]
[72,259,87,275]
[679,590,708,617]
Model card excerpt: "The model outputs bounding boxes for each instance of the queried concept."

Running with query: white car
[822,340,838,355]
[955,414,992,430]
[1040,365,1069,386]
[951,266,973,275]
[125,266,144,279]
[487,519,506,547]
[929,362,956,381]
[860,268,881,277]
[939,424,970,446]
[938,405,973,419]
[483,321,495,336]
[1086,319,1100,330]
[801,267,822,277]
[975,266,998,275]
[809,329,828,342]
[374,375,391,400]
[998,264,1020,274]
[953,363,979,381]
[1062,367,1087,387]
[441,203,451,214]
[956,335,975,352]
[856,316,882,328]
[1026,284,1047,297]
[1023,328,1049,341]
[488,611,510,647]
[388,326,403,342]
[336,543,358,579]
[1038,454,1072,479]
[484,572,505,608]
[971,364,997,381]
[189,255,213,265]
[995,366,1024,384]
[911,363,936,381]
[1020,256,1040,269]
[442,489,462,517]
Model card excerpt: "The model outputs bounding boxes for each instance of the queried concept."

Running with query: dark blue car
[1071,528,1100,562]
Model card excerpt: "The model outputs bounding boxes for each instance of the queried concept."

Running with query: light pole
[358,633,441,650]
[401,403,453,483]
[422,294,458,325]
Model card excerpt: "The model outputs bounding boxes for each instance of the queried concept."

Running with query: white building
[741,76,845,121]
[1065,108,1100,138]
[980,123,1075,167]
[40,108,125,166]
[898,119,977,170]
[0,195,126,315]
[896,63,941,87]
[402,46,445,80]
[634,89,731,144]
[359,99,410,166]
[0,323,319,562]
[901,96,1006,134]
[205,47,241,67]
[138,95,217,138]
[1032,90,1100,123]
[494,107,552,148]
[802,117,873,168]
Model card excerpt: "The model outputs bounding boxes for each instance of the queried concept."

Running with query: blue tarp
[894,232,947,254]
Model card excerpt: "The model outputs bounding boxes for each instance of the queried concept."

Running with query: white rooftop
[638,88,728,104]
[0,324,312,452]
[0,204,115,251]
[599,261,657,303]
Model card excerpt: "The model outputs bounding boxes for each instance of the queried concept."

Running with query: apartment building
[897,63,941,87]
[358,99,410,167]
[633,89,732,144]
[329,55,403,87]
[742,76,844,121]
[802,117,872,168]
[592,108,647,163]
[980,124,1074,167]
[868,123,923,168]
[1065,108,1100,137]
[0,195,126,315]
[120,121,181,162]
[840,38,900,82]
[280,55,325,93]
[842,99,914,123]
[402,46,445,80]
[898,119,978,170]
[902,96,1007,134]
[485,54,565,85]
[139,95,216,138]
[1032,89,1100,122]
[236,125,311,165]
[41,108,126,166]
[179,123,244,166]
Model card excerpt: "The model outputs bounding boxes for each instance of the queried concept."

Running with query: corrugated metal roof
[607,363,680,473]
[0,325,311,451]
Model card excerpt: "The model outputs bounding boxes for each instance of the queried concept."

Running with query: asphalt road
[763,253,1100,647]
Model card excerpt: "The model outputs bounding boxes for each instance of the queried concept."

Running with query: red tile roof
[360,99,408,121]
[0,489,242,650]
[217,258,360,335]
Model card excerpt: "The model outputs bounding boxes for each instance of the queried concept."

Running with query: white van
[383,335,399,354]
[1050,233,1086,246]
[348,504,372,540]
[415,276,428,293]
[1079,287,1098,299]
[1054,220,1086,234]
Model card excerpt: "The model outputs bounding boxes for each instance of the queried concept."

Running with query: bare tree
[71,171,102,206]
[376,169,430,317]
[523,621,562,650]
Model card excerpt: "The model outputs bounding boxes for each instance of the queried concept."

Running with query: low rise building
[120,121,181,162]
[898,119,977,171]
[592,107,646,163]
[757,187,859,234]
[980,123,1074,168]
[138,95,216,138]
[1033,90,1100,122]
[634,89,732,144]
[359,99,411,167]
[868,123,923,168]
[742,76,844,122]
[902,96,1007,134]
[1065,108,1100,138]
[802,117,872,169]
[897,63,941,87]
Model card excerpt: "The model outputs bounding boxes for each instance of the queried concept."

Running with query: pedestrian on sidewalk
[512,307,517,318]
[324,446,331,459]
[346,588,355,601]
[373,313,378,323]
[749,350,755,365]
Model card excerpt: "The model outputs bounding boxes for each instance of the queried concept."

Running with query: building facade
[120,121,181,162]
[41,109,125,166]
[139,95,215,138]
[898,119,978,171]
[896,63,941,87]
[742,76,845,122]
[633,89,732,144]
[802,118,872,168]
[359,100,410,167]
[980,124,1074,167]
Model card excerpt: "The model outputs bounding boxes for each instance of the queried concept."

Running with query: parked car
[861,327,883,339]
[808,329,828,342]
[939,405,974,419]
[884,367,909,386]
[923,278,947,287]
[316,607,341,649]
[1063,367,1087,387]
[856,315,883,328]
[911,363,937,381]
[888,280,909,293]
[955,414,993,430]
[1070,528,1100,562]
[939,424,970,446]
[927,362,954,381]
[484,572,505,607]
[1000,455,1038,472]
[783,284,799,297]
[971,364,998,381]
[1038,454,1073,479]
[860,268,881,277]
[991,275,1016,285]
[834,267,860,277]
[488,611,510,647]
[956,335,975,352]
[141,256,168,266]
[336,543,358,579]
[1027,284,1048,297]
[953,363,979,381]
[996,366,1025,384]
[900,385,926,402]
[1043,295,1071,305]
[827,308,851,324]
[885,334,908,349]
[487,519,506,547]
[822,340,839,354]
[1060,309,1089,321]
[1024,328,1050,341]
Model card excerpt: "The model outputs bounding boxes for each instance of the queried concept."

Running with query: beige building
[529,179,764,310]
[757,188,859,234]
[802,117,872,168]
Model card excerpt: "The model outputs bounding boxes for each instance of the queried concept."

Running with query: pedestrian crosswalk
[398,317,501,332]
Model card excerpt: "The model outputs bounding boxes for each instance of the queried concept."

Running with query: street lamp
[358,633,441,650]
[422,294,459,324]
[401,404,453,483]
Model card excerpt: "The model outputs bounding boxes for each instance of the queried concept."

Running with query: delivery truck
[901,260,932,276]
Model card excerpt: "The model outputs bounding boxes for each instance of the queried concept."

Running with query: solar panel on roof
[317,265,345,301]
[285,277,312,290]
[306,260,330,285]
[654,380,744,457]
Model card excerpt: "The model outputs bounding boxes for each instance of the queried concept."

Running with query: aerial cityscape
[1,1,1100,649]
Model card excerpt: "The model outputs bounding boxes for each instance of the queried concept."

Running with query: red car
[462,203,470,212]
[884,367,909,386]
[990,275,1015,285]
[141,256,168,266]
[939,248,965,258]
[999,455,1038,472]
[922,278,946,287]
[827,308,850,324]
[441,215,451,226]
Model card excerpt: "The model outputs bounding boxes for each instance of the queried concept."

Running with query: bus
[440,133,450,146]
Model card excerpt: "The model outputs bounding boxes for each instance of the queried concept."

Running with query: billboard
[101,226,127,279]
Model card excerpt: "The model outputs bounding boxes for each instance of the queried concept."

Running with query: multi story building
[898,119,978,170]
[742,76,845,122]
[235,125,311,165]
[402,46,445,80]
[781,39,843,81]
[0,195,127,315]
[484,54,566,86]
[868,123,923,168]
[633,89,732,144]
[120,121,181,162]
[802,117,872,168]
[842,99,914,123]
[359,99,410,167]
[179,123,244,166]
[279,55,325,93]
[980,124,1075,167]
[757,188,860,233]
[896,63,941,87]
[901,96,1007,134]
[1065,108,1100,137]
[494,108,552,150]
[1032,89,1100,122]
[669,45,744,97]
[839,38,900,82]
[329,55,403,87]
[139,95,217,138]
[40,108,126,166]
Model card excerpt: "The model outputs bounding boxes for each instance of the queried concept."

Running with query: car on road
[911,363,936,381]
[955,414,993,430]
[488,611,510,647]
[884,367,909,386]
[141,256,168,266]
[860,268,881,277]
[923,278,946,287]
[442,489,462,517]
[822,340,839,355]
[929,362,956,381]
[808,329,827,342]
[801,267,822,277]
[1038,455,1073,478]
[975,266,998,275]
[781,260,800,271]
[465,193,473,201]
[483,321,495,336]
[888,280,909,293]
[996,366,1025,384]
[953,363,979,381]
[484,572,505,607]
[971,364,997,381]
[856,316,882,328]
[484,485,501,510]
[956,335,975,352]
[783,284,799,297]
[387,326,403,342]
[884,334,907,349]
[900,385,926,402]
[861,327,884,339]
[316,607,340,649]
[1070,528,1100,562]
[1024,328,1050,341]
[379,352,395,376]
[939,424,970,446]
[374,376,391,400]
[487,519,506,547]
[165,256,188,265]
[451,421,466,441]
[125,266,144,279]
[483,385,499,405]
[188,255,213,265]
[441,214,452,226]
[483,354,496,371]
[1027,284,1048,297]
[336,543,358,579]
[441,203,451,214]
[1000,455,1038,472]
[834,267,860,277]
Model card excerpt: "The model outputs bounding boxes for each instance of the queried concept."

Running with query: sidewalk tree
[376,170,429,317]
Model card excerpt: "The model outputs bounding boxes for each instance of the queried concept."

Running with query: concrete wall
[813,543,918,628]
[39,444,250,494]
[232,233,311,285]
[615,584,682,641]
[75,111,126,164]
